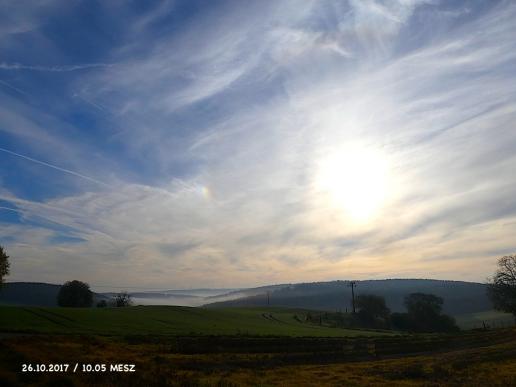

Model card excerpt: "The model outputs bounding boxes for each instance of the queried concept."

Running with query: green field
[454,310,515,330]
[0,306,393,337]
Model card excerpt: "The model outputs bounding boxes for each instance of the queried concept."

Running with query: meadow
[454,310,515,330]
[0,306,391,337]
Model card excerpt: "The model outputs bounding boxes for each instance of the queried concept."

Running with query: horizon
[4,276,489,294]
[1,0,516,288]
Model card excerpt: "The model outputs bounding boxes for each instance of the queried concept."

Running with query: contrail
[0,62,113,72]
[0,146,110,187]
[0,79,28,96]
[0,206,22,213]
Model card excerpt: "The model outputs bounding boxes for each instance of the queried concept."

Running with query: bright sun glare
[315,146,390,223]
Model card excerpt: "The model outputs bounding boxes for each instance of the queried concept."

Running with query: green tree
[405,293,443,319]
[96,300,107,308]
[390,312,412,331]
[398,293,458,332]
[0,245,10,286]
[356,294,390,327]
[57,280,93,307]
[487,254,516,317]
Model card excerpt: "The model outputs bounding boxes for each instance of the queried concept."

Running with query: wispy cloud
[1,0,515,288]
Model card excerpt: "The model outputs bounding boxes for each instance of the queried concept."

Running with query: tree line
[353,292,459,332]
[57,280,132,307]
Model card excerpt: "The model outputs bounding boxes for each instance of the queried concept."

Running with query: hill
[0,282,108,307]
[0,282,245,307]
[0,305,391,337]
[205,279,492,315]
[1,279,494,316]
[0,282,61,306]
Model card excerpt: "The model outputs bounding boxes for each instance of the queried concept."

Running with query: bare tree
[0,245,10,287]
[488,254,516,317]
[114,291,132,307]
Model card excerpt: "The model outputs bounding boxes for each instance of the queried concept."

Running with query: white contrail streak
[0,206,22,213]
[0,80,28,96]
[0,146,110,187]
[0,62,113,72]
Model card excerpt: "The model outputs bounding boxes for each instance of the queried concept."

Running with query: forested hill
[1,279,493,315]
[0,282,109,307]
[205,279,492,315]
[0,282,61,306]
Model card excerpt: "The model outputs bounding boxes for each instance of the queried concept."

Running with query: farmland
[0,306,391,337]
[454,310,515,330]
[1,327,516,386]
[2,305,516,386]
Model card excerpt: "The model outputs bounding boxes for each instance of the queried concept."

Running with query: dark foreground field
[1,306,516,386]
[1,329,516,386]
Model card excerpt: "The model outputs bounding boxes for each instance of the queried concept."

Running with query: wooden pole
[348,281,357,314]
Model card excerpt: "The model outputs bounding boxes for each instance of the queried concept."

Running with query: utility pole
[348,281,357,314]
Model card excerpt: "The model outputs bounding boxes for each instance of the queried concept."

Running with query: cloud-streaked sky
[1,0,515,290]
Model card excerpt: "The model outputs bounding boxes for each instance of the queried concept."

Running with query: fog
[125,289,245,307]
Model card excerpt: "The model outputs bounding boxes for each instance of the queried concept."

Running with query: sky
[1,0,515,290]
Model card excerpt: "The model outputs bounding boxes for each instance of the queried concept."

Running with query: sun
[314,146,390,223]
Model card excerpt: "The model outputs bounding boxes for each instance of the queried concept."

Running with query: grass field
[454,310,515,330]
[0,306,392,337]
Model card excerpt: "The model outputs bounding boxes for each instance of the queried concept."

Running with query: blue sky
[1,0,515,290]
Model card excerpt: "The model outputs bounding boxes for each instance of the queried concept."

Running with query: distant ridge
[1,279,493,315]
[0,282,62,307]
[204,279,492,315]
[0,282,109,307]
